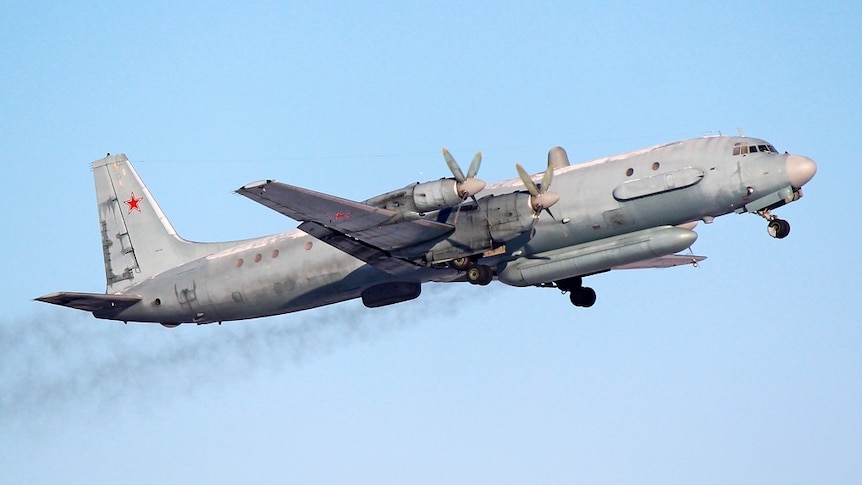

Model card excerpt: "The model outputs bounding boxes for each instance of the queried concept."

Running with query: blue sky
[2,1,860,483]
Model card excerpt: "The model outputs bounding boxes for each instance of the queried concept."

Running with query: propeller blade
[466,151,482,179]
[516,162,560,217]
[442,147,466,183]
[516,163,540,197]
[540,164,554,194]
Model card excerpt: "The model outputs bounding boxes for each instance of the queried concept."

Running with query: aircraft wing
[237,180,454,268]
[613,253,706,270]
[297,221,423,275]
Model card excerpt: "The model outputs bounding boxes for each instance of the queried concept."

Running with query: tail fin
[93,154,223,293]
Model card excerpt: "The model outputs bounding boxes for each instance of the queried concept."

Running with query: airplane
[36,135,817,327]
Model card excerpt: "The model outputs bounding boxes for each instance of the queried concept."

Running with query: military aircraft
[37,135,817,326]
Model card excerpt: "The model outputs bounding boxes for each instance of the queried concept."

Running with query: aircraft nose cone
[786,154,817,188]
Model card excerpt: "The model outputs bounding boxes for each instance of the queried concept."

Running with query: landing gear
[465,263,493,286]
[451,257,471,271]
[757,209,791,239]
[449,257,494,286]
[569,287,597,308]
[555,276,597,308]
[767,218,791,239]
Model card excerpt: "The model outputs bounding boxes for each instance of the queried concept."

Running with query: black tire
[768,219,791,239]
[451,257,471,271]
[569,287,597,307]
[466,264,493,286]
[477,265,493,286]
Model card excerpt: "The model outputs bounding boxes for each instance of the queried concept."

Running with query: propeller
[516,161,560,219]
[442,148,486,199]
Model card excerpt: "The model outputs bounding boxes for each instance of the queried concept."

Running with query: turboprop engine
[365,148,485,218]
[394,157,564,264]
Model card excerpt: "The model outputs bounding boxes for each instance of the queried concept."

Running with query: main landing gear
[451,257,494,286]
[555,276,597,308]
[757,209,791,239]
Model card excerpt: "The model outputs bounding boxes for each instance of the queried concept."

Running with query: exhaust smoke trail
[1,284,464,430]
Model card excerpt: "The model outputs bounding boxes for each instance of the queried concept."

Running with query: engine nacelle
[365,179,463,217]
[418,192,536,263]
[412,179,463,213]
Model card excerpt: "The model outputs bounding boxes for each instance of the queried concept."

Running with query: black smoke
[1,284,463,431]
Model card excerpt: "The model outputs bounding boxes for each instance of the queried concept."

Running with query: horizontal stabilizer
[614,253,706,270]
[35,291,141,313]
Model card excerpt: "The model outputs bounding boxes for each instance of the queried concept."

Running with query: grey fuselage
[107,136,813,324]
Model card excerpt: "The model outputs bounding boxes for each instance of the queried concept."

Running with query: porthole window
[271,249,280,258]
[236,258,244,268]
[626,168,634,177]
[254,253,262,263]
[651,162,660,171]
[305,241,313,251]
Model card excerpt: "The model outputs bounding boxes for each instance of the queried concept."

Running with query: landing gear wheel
[466,264,493,286]
[569,287,597,308]
[767,218,791,239]
[451,257,471,271]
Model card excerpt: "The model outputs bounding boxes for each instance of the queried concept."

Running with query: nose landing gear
[767,218,791,239]
[757,210,791,239]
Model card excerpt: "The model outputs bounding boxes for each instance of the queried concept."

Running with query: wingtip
[240,180,273,190]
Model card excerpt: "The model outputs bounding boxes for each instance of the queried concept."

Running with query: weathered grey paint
[38,135,816,324]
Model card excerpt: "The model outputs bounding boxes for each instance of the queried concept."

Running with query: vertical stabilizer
[93,154,222,293]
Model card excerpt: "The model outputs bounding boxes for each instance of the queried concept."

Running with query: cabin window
[305,241,313,251]
[272,249,280,258]
[651,162,660,171]
[254,253,262,263]
[626,168,634,177]
[236,258,244,268]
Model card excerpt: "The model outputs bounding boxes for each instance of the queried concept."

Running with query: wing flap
[237,180,454,252]
[298,222,421,275]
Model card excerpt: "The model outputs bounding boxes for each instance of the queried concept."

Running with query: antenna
[737,127,745,137]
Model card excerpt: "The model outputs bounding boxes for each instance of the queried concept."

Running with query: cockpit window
[733,142,779,156]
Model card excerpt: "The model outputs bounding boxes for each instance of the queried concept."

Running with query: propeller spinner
[442,148,486,199]
[516,161,560,218]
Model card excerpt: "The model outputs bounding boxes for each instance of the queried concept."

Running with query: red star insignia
[125,192,143,214]
[334,212,350,220]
